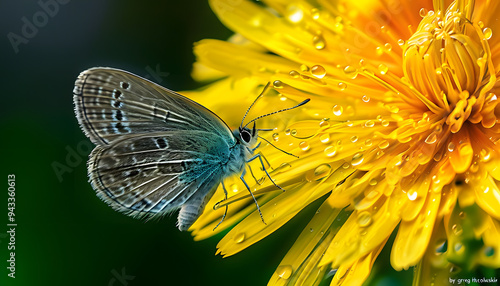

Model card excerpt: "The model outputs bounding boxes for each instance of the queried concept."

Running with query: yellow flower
[183,0,500,284]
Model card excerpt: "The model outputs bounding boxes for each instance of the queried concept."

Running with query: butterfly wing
[73,67,235,146]
[73,68,239,227]
[88,131,228,220]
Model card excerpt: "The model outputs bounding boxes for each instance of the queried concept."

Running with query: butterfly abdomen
[177,183,218,231]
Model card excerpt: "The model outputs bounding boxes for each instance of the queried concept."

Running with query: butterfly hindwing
[88,131,229,219]
[73,67,235,146]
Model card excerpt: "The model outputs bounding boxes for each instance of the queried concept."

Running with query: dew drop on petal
[425,133,437,144]
[273,80,284,89]
[357,211,372,227]
[320,133,330,143]
[454,242,464,254]
[319,119,330,128]
[306,164,331,182]
[365,120,375,127]
[350,136,358,143]
[342,162,350,169]
[332,105,343,116]
[337,82,347,91]
[419,8,428,17]
[272,133,279,142]
[313,35,326,49]
[452,224,463,236]
[435,240,448,254]
[299,141,310,151]
[289,70,300,78]
[362,95,370,102]
[365,139,372,146]
[291,129,298,136]
[234,233,246,243]
[379,140,390,149]
[483,27,492,40]
[286,5,304,23]
[324,146,337,157]
[447,142,456,152]
[369,179,378,186]
[311,8,320,20]
[311,65,326,78]
[407,190,418,201]
[285,128,291,135]
[351,152,364,166]
[378,64,389,75]
[381,120,390,127]
[343,66,358,79]
[398,39,405,46]
[484,246,495,257]
[275,265,293,279]
[384,43,392,52]
[458,211,466,219]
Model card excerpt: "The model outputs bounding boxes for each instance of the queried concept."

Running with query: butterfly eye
[240,130,252,143]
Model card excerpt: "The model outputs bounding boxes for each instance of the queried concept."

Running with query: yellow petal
[391,189,441,270]
[474,175,500,220]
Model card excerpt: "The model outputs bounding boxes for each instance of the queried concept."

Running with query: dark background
[0,1,411,285]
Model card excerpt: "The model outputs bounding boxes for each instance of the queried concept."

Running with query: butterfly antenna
[243,98,310,129]
[258,136,299,158]
[240,82,272,128]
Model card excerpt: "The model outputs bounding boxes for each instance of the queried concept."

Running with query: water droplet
[291,129,297,136]
[365,139,373,146]
[357,211,372,227]
[273,80,284,89]
[313,35,326,49]
[378,64,389,75]
[452,224,463,236]
[285,129,291,135]
[332,105,343,116]
[276,265,293,279]
[458,211,466,219]
[425,133,437,144]
[286,5,304,23]
[435,67,442,75]
[299,141,310,151]
[234,233,246,243]
[397,39,405,46]
[272,133,279,142]
[447,142,456,152]
[381,120,390,127]
[407,190,418,201]
[454,242,464,254]
[342,162,350,169]
[435,240,448,254]
[309,228,314,232]
[365,120,375,127]
[289,70,300,78]
[324,146,337,157]
[306,164,331,182]
[311,8,320,20]
[478,21,485,28]
[375,46,383,56]
[361,95,370,102]
[458,143,473,158]
[419,8,428,17]
[320,133,330,143]
[351,152,364,166]
[311,65,326,79]
[379,140,390,149]
[337,82,347,91]
[480,149,491,162]
[483,27,492,40]
[369,179,378,186]
[343,66,358,79]
[484,246,495,257]
[319,119,330,128]
[384,43,392,52]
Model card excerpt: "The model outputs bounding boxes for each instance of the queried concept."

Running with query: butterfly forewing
[73,67,235,145]
[74,68,237,223]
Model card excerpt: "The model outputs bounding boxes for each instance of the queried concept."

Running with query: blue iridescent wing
[87,131,228,220]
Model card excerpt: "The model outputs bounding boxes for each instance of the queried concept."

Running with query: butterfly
[73,67,309,231]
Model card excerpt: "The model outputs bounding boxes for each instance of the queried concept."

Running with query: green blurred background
[0,1,417,285]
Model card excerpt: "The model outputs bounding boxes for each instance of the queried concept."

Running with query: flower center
[402,2,496,133]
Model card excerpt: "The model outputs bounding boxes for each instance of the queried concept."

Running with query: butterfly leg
[213,182,229,231]
[247,154,285,192]
[240,169,266,225]
[246,164,264,185]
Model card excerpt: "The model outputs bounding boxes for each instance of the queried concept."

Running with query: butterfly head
[234,122,258,147]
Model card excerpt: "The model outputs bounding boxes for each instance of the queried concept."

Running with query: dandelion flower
[183,0,500,284]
